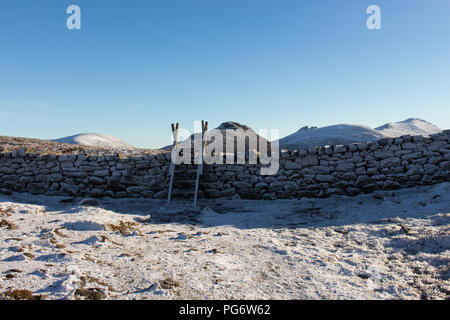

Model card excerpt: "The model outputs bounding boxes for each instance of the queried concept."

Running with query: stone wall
[1,130,449,200]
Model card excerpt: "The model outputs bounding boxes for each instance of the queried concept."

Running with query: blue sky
[0,0,449,148]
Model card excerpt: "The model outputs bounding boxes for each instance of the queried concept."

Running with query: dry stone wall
[1,131,449,200]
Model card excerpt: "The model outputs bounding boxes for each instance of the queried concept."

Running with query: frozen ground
[0,183,449,300]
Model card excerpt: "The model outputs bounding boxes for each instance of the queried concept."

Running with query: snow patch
[63,221,105,231]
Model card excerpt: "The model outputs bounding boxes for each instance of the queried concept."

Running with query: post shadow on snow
[1,188,448,230]
[357,212,450,281]
[388,234,450,256]
[3,192,345,229]
[389,234,450,281]
[33,278,72,296]
[71,197,351,228]
[86,194,448,230]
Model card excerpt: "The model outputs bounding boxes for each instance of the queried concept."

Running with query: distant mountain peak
[280,118,442,150]
[402,117,427,123]
[298,126,317,132]
[161,121,271,152]
[52,133,135,149]
[374,118,442,138]
[378,123,393,130]
[216,121,252,131]
[378,118,432,128]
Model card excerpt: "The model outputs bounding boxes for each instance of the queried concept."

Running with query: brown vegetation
[0,219,17,230]
[3,289,46,300]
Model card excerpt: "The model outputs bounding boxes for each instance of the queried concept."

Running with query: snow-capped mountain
[279,118,442,150]
[279,124,385,150]
[211,121,272,153]
[162,121,272,153]
[374,118,442,138]
[52,133,136,149]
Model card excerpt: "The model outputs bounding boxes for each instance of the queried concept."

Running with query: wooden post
[194,120,208,206]
[167,123,179,204]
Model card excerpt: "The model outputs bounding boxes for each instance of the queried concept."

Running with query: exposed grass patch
[3,289,46,300]
[0,207,13,216]
[100,235,122,246]
[5,237,22,241]
[82,255,96,262]
[7,269,23,273]
[107,221,140,236]
[159,277,180,289]
[74,288,105,300]
[53,228,69,238]
[80,275,119,293]
[0,219,17,230]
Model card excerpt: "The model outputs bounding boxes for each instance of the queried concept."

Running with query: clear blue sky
[0,0,449,148]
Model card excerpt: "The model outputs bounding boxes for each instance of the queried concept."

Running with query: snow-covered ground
[0,183,449,300]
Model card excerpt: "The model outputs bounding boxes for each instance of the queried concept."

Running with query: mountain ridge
[279,118,442,150]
